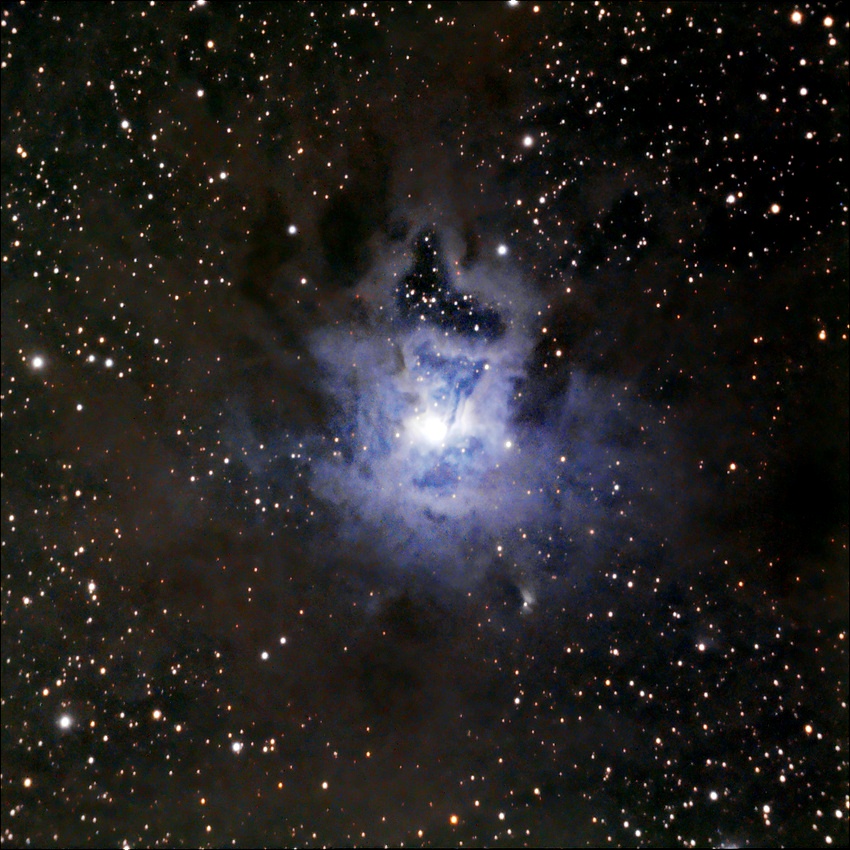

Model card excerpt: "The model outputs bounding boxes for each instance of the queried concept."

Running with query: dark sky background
[2,2,848,847]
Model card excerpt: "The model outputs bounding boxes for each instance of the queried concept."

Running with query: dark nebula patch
[397,229,506,340]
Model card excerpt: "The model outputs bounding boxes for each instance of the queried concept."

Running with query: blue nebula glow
[305,226,683,592]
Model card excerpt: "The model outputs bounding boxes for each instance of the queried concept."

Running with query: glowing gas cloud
[305,224,681,593]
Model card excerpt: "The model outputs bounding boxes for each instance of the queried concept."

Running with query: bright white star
[413,412,449,445]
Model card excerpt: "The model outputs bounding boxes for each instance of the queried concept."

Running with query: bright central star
[413,412,449,445]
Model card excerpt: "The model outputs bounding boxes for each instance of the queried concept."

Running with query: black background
[2,3,847,847]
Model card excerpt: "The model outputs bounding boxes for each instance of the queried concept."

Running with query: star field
[1,3,848,848]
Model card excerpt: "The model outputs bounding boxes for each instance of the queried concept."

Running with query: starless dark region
[1,2,847,847]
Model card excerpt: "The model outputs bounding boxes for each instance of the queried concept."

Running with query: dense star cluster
[1,2,848,848]
[397,229,506,339]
